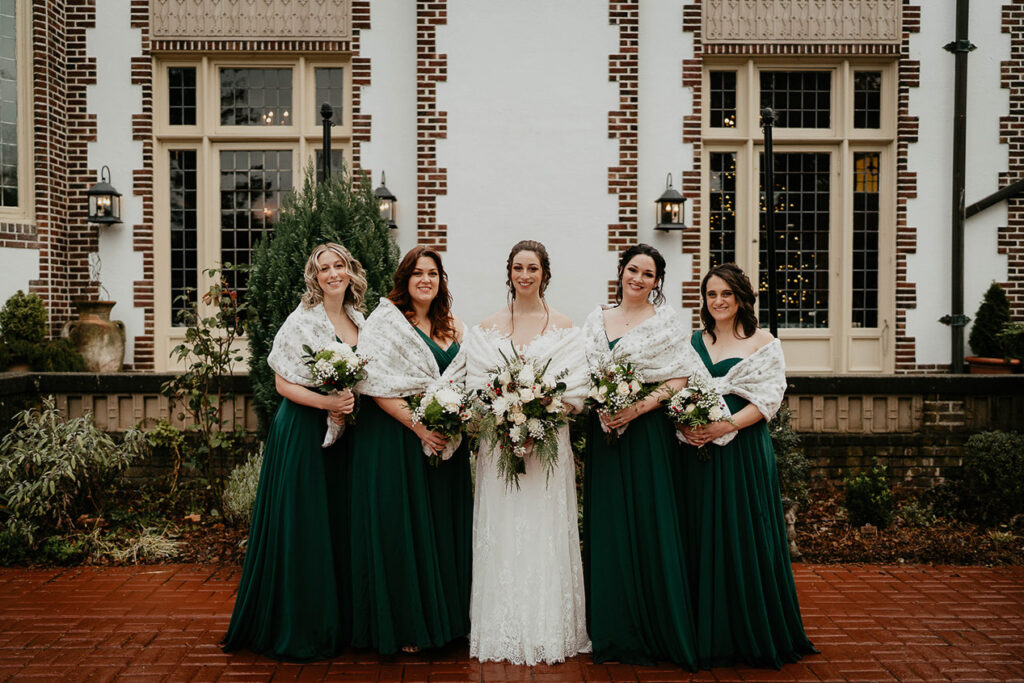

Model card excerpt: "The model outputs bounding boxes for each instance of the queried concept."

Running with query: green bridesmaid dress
[222,394,352,661]
[582,338,698,668]
[681,330,816,669]
[349,330,472,654]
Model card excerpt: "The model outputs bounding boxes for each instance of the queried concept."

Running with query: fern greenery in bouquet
[665,374,736,459]
[408,380,473,466]
[474,346,570,490]
[585,352,658,442]
[302,341,369,447]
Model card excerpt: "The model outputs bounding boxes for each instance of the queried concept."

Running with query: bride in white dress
[450,240,590,665]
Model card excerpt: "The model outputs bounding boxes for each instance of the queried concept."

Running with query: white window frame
[0,0,34,222]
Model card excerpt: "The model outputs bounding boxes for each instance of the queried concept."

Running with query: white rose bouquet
[473,346,570,490]
[586,352,657,442]
[302,341,369,447]
[408,380,474,466]
[665,375,737,458]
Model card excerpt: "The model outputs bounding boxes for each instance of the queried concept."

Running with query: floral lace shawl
[441,325,589,412]
[689,338,787,422]
[355,298,443,398]
[267,302,365,387]
[581,304,692,384]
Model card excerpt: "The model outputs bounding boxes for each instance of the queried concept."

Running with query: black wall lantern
[374,171,397,229]
[654,173,686,231]
[86,166,122,225]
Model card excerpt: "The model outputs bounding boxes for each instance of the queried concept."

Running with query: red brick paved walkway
[0,565,1022,682]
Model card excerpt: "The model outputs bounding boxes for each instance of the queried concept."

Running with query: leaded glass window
[219,150,291,298]
[760,71,831,129]
[219,68,293,126]
[759,152,830,328]
[169,150,198,324]
[168,67,197,126]
[314,68,344,126]
[853,71,882,129]
[0,0,17,207]
[709,71,737,128]
[852,153,880,328]
[709,152,736,267]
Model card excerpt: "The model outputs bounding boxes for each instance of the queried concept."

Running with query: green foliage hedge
[247,164,399,436]
[844,462,894,529]
[956,430,1024,526]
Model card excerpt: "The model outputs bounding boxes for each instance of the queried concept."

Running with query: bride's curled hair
[505,240,551,301]
[302,242,367,311]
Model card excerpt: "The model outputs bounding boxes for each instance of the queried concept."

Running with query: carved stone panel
[151,0,351,41]
[703,0,902,44]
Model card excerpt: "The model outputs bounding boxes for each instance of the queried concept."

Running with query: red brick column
[1000,1,1024,320]
[681,3,704,329]
[607,0,640,257]
[416,1,448,251]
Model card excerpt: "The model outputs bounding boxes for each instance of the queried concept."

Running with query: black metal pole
[943,0,974,372]
[760,107,779,338]
[320,103,334,184]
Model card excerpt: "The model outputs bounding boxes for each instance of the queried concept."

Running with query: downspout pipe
[942,0,975,373]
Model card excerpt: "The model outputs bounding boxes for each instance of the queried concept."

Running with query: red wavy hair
[388,246,456,342]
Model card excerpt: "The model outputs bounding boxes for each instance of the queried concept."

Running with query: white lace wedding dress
[462,325,591,665]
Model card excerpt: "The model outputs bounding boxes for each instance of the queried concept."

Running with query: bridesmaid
[223,242,364,661]
[581,244,697,668]
[349,246,472,654]
[679,263,817,668]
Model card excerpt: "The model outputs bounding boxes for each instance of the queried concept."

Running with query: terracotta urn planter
[62,300,125,372]
[964,356,1021,374]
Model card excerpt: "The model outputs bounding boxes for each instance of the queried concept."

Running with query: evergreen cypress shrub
[968,282,1011,358]
[247,163,400,436]
[0,290,46,345]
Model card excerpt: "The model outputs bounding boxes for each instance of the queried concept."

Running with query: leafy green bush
[40,535,88,565]
[997,321,1024,362]
[0,530,29,566]
[223,449,264,524]
[0,397,145,544]
[843,462,894,528]
[0,290,46,345]
[957,430,1024,526]
[770,405,810,505]
[968,282,1011,357]
[30,338,86,372]
[247,163,399,436]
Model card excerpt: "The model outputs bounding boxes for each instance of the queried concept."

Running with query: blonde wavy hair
[302,243,367,311]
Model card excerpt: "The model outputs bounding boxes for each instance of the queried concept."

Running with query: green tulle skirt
[583,410,698,668]
[349,399,472,654]
[680,419,817,669]
[222,397,351,661]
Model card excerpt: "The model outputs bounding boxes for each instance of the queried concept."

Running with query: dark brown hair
[505,240,551,334]
[615,244,666,306]
[700,263,758,343]
[388,246,456,343]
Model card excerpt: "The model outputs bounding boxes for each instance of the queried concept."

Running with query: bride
[445,240,590,665]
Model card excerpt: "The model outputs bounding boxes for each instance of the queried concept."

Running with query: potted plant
[965,282,1019,374]
[0,290,85,372]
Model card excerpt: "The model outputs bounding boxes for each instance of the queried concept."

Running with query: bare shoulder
[752,327,776,349]
[547,308,575,330]
[479,308,512,331]
[451,314,466,342]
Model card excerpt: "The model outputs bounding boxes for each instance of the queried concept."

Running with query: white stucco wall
[639,0,695,328]
[907,2,1009,363]
[435,0,621,326]
[0,246,39,307]
[86,0,145,364]
[361,0,419,254]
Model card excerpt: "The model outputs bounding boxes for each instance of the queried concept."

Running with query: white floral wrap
[688,338,787,422]
[355,298,443,398]
[267,302,365,387]
[581,304,693,384]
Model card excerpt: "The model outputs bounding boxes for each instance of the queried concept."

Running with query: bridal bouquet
[474,346,570,490]
[408,380,474,466]
[302,341,369,447]
[665,375,736,458]
[586,353,656,442]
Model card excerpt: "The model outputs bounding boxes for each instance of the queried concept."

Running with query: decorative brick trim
[681,1,925,370]
[0,222,39,249]
[999,1,1024,320]
[128,0,155,370]
[350,0,371,173]
[416,1,448,251]
[894,2,923,372]
[151,39,353,52]
[607,1,639,253]
[30,1,100,336]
